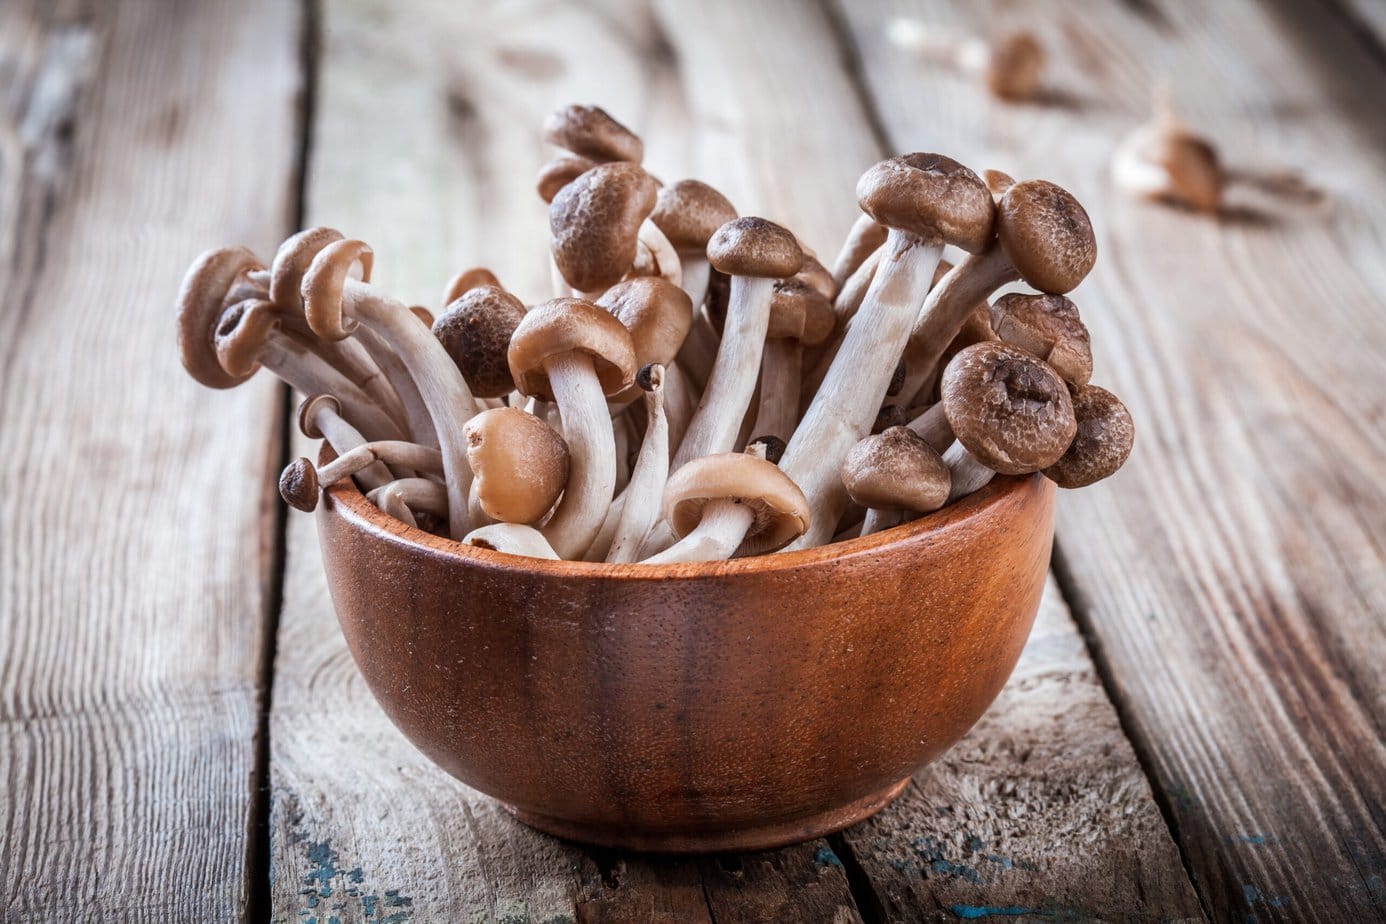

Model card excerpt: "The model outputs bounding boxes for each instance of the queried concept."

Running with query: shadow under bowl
[316,470,1055,853]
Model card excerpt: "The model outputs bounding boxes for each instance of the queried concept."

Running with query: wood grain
[833,0,1386,919]
[0,0,301,919]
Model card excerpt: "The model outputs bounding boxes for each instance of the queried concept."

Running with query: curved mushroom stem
[301,399,393,491]
[750,338,801,444]
[861,507,903,535]
[637,220,682,288]
[463,523,560,559]
[350,325,439,448]
[277,316,405,420]
[801,246,882,404]
[831,214,887,288]
[280,440,444,512]
[660,363,696,452]
[642,499,754,564]
[941,441,996,501]
[673,276,775,468]
[607,370,669,563]
[259,332,405,442]
[906,401,954,453]
[541,352,617,559]
[367,477,447,522]
[780,230,944,549]
[893,247,1017,407]
[585,491,627,563]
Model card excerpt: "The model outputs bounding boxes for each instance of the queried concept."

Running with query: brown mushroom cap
[856,154,995,253]
[1043,385,1134,488]
[767,278,834,346]
[549,162,658,292]
[543,104,643,163]
[996,180,1096,294]
[983,169,1017,200]
[705,217,804,279]
[986,32,1045,101]
[442,266,500,306]
[941,341,1077,475]
[278,458,320,512]
[662,452,811,555]
[597,277,693,369]
[650,179,738,253]
[464,407,571,524]
[841,426,951,513]
[297,394,341,439]
[507,297,637,400]
[213,297,280,378]
[270,227,344,308]
[990,292,1092,386]
[432,285,528,398]
[536,154,599,204]
[177,246,266,389]
[796,253,837,301]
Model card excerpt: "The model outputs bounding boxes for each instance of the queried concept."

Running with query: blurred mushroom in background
[887,18,1046,102]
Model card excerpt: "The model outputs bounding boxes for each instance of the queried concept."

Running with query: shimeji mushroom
[642,451,810,564]
[508,297,637,558]
[536,154,599,204]
[606,364,670,563]
[887,20,1046,101]
[549,162,661,296]
[893,178,1096,407]
[672,217,804,468]
[297,394,392,491]
[841,426,951,535]
[432,285,527,399]
[1043,385,1135,488]
[940,342,1076,501]
[781,154,994,547]
[462,523,561,560]
[597,276,696,447]
[751,278,834,443]
[830,214,888,289]
[990,292,1093,386]
[463,407,570,525]
[301,239,481,537]
[650,179,738,310]
[543,104,643,164]
[279,441,444,513]
[1112,91,1222,214]
[367,477,447,525]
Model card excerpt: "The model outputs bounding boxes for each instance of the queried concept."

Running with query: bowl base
[502,777,911,854]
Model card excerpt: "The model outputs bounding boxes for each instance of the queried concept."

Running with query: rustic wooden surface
[2,0,1383,921]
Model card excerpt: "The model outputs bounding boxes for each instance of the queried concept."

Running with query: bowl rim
[322,463,1045,580]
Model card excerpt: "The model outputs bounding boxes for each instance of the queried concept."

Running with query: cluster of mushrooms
[177,105,1133,564]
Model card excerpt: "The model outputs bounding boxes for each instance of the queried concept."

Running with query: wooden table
[3,0,1383,920]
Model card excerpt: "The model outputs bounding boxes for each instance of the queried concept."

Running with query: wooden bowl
[316,471,1055,853]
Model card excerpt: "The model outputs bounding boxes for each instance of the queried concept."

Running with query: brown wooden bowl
[315,470,1055,853]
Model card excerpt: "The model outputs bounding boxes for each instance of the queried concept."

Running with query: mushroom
[887,20,1045,101]
[279,440,444,512]
[904,401,957,454]
[432,285,527,399]
[781,154,994,547]
[796,253,837,303]
[463,406,570,525]
[301,238,481,537]
[462,523,561,560]
[543,104,643,164]
[1043,385,1135,488]
[830,214,888,289]
[841,426,951,534]
[1112,91,1222,213]
[296,394,392,491]
[536,154,599,204]
[989,292,1092,386]
[508,297,637,557]
[549,162,662,295]
[750,277,834,443]
[596,275,696,448]
[367,477,447,524]
[672,217,803,468]
[642,451,810,564]
[650,179,738,309]
[442,266,501,305]
[893,178,1095,407]
[939,342,1076,501]
[606,364,670,563]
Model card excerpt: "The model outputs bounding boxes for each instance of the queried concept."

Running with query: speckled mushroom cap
[433,285,528,398]
[706,217,804,279]
[662,452,811,556]
[990,292,1093,386]
[549,162,658,292]
[996,180,1096,294]
[941,341,1077,475]
[213,297,280,378]
[1043,385,1134,488]
[543,104,643,163]
[650,180,738,253]
[841,426,951,513]
[507,297,637,400]
[856,154,995,253]
[767,278,834,346]
[463,407,571,524]
[597,277,692,369]
[536,154,598,204]
[296,394,341,439]
[177,246,266,389]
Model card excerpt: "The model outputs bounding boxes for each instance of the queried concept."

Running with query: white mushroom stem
[673,276,775,468]
[680,258,711,310]
[941,441,996,502]
[541,352,617,559]
[284,323,405,420]
[750,338,801,443]
[607,374,669,563]
[831,213,885,288]
[906,402,954,453]
[260,334,405,442]
[351,325,440,448]
[304,402,392,490]
[367,477,448,524]
[661,364,697,452]
[894,247,1017,406]
[861,507,903,535]
[313,441,443,487]
[463,523,560,559]
[584,491,627,562]
[638,220,682,288]
[613,412,633,495]
[677,311,720,390]
[801,247,882,405]
[642,499,754,564]
[780,230,944,549]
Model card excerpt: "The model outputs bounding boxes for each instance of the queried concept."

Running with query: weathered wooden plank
[835,0,1386,919]
[0,0,302,919]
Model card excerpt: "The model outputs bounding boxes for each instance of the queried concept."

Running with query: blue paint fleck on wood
[814,845,846,870]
